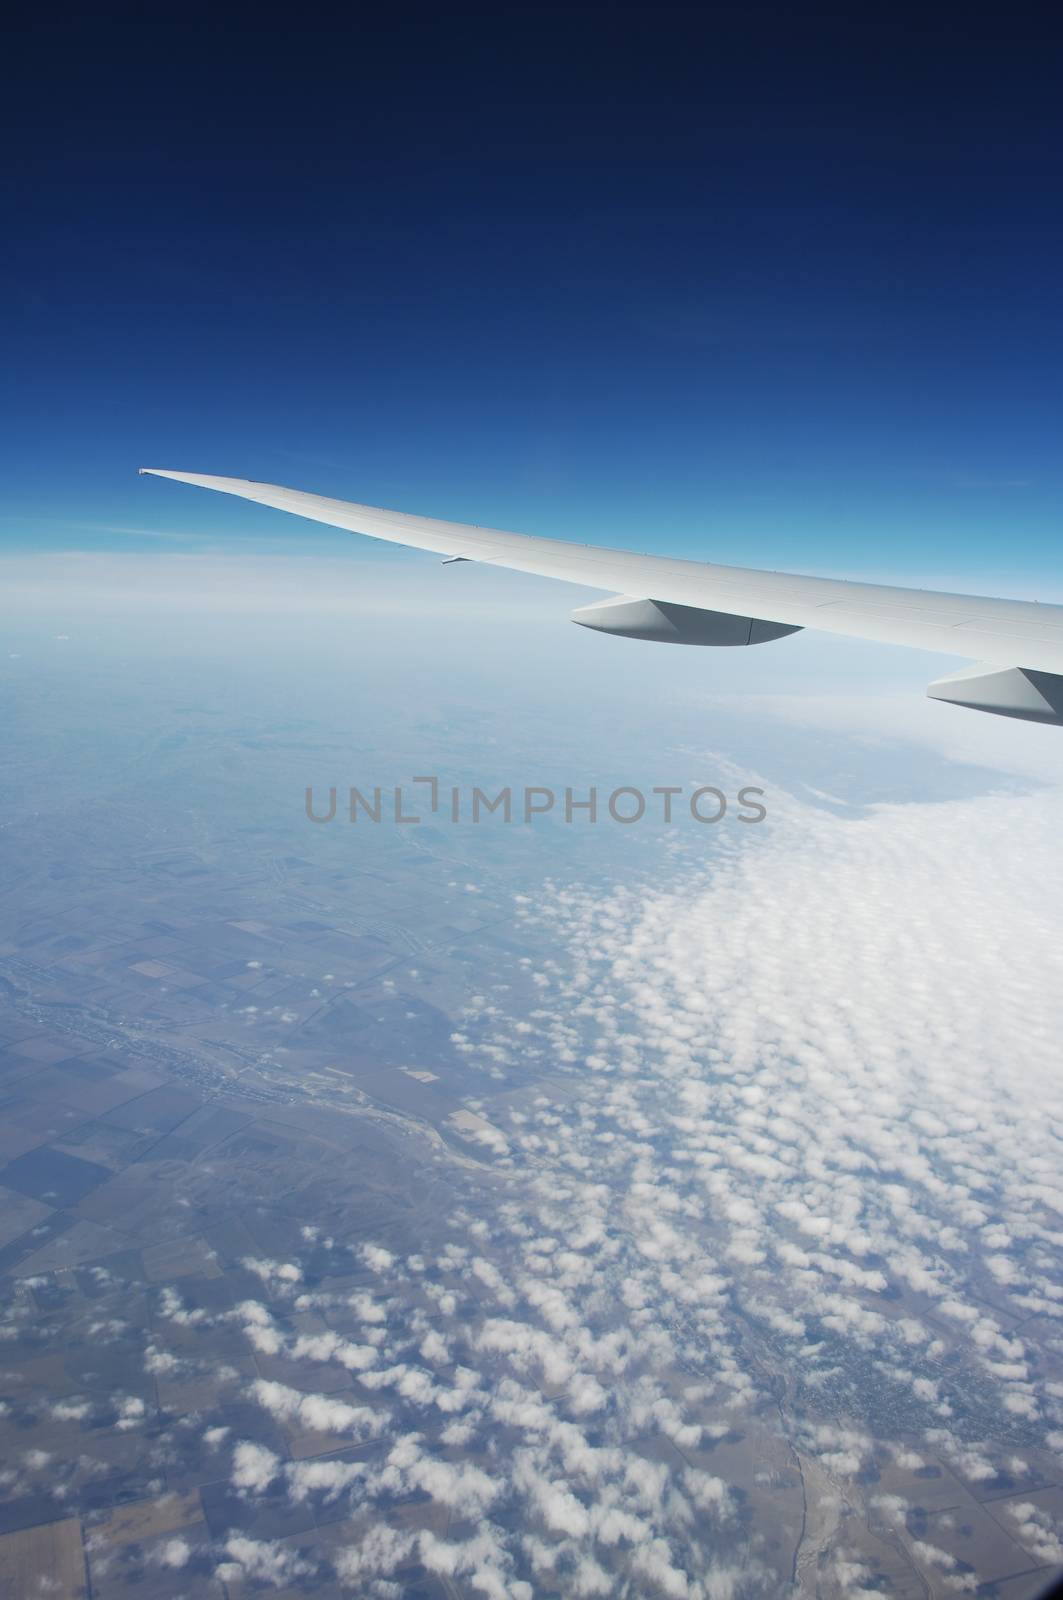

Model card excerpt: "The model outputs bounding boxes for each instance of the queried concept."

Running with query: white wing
[140,468,1063,724]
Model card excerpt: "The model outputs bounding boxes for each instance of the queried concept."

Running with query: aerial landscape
[4,8,1063,1598]
[1,623,1062,1598]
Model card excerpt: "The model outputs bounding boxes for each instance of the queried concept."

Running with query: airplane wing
[140,468,1063,725]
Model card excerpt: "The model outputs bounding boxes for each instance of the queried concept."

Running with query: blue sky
[3,8,1061,586]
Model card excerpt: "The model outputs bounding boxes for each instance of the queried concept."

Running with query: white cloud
[248,1378,389,1442]
[230,1440,281,1494]
[215,1534,315,1587]
[156,1537,191,1569]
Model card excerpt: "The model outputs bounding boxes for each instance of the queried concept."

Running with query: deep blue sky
[4,6,1062,583]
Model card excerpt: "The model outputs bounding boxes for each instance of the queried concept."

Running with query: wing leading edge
[140,468,1063,724]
